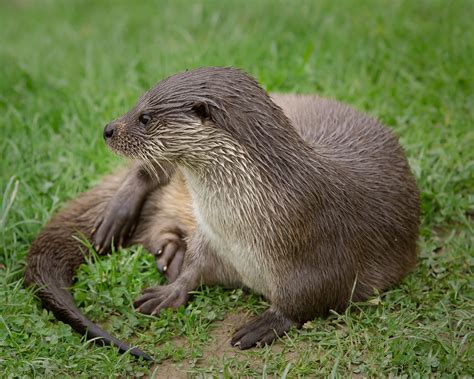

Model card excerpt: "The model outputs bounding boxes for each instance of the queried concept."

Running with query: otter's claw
[92,206,139,253]
[151,231,186,283]
[91,180,149,253]
[134,284,189,316]
[230,308,297,350]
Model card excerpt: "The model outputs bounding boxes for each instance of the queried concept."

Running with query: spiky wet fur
[25,67,420,358]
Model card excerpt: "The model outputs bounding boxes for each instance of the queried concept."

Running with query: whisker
[148,154,168,184]
[137,152,159,182]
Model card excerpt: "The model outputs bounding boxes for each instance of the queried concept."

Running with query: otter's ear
[192,101,211,121]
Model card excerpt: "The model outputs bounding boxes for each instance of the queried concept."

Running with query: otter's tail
[24,229,152,361]
[24,179,152,361]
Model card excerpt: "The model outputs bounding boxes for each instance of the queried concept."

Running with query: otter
[103,67,420,347]
[24,67,420,360]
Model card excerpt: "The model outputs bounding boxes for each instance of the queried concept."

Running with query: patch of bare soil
[198,311,315,370]
[149,311,251,378]
[199,310,252,362]
[150,358,188,379]
[148,334,188,379]
[149,310,313,378]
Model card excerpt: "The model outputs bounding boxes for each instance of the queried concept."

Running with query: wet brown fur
[25,67,420,358]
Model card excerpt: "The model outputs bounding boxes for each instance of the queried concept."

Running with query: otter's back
[271,93,413,193]
[271,93,398,156]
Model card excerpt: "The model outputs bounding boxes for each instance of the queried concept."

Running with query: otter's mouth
[103,120,142,159]
[102,122,169,181]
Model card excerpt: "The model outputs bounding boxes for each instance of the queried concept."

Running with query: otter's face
[103,67,283,169]
[103,93,226,166]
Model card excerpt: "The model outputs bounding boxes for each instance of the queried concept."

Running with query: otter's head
[104,66,297,168]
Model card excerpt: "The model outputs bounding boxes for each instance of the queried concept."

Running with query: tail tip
[130,347,153,362]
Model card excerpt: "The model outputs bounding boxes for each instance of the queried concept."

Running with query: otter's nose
[103,123,115,140]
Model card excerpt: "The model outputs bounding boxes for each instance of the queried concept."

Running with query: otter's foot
[92,204,140,252]
[230,308,297,350]
[92,185,148,253]
[134,282,190,316]
[151,231,186,283]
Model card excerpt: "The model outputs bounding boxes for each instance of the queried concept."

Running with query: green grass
[1,0,473,377]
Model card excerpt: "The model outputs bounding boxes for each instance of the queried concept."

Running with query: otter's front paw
[92,195,144,252]
[230,308,297,350]
[151,231,186,283]
[133,284,189,316]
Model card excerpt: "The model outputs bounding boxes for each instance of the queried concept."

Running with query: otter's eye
[139,113,151,128]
